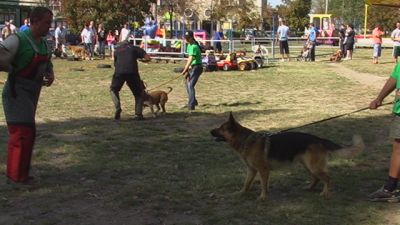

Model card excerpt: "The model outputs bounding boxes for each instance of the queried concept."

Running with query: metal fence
[129,36,341,62]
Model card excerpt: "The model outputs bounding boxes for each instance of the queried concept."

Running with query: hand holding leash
[369,98,382,109]
[43,71,55,87]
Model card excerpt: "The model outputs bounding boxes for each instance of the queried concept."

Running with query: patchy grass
[0,55,399,225]
[340,47,396,77]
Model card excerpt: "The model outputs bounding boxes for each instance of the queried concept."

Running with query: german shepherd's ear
[228,112,236,127]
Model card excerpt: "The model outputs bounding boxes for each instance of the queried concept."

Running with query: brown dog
[210,112,364,201]
[66,45,87,60]
[143,87,173,116]
[330,50,342,62]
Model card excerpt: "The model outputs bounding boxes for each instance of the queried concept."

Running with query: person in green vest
[0,7,54,184]
[181,31,203,111]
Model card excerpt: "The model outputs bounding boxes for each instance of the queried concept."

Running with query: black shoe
[132,115,144,121]
[114,109,121,120]
[368,187,400,202]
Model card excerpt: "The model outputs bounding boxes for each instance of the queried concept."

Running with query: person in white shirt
[391,22,400,63]
[81,22,95,60]
[9,19,17,34]
[119,23,130,42]
[55,24,67,54]
[276,19,290,62]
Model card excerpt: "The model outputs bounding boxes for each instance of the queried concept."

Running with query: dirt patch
[328,63,387,88]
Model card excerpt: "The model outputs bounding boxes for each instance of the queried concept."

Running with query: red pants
[6,124,36,182]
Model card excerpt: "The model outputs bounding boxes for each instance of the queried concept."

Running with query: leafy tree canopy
[61,0,155,34]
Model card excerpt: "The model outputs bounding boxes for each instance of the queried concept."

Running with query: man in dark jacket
[110,41,151,120]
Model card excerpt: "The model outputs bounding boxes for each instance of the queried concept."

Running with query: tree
[211,0,262,30]
[367,5,400,33]
[261,3,278,30]
[277,0,312,34]
[312,0,330,13]
[61,0,155,34]
[327,0,365,28]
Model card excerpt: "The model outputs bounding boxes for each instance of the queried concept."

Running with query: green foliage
[277,0,312,33]
[61,0,155,34]
[211,0,262,30]
[327,0,366,28]
[367,5,400,32]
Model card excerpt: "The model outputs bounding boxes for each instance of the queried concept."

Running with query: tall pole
[325,0,329,14]
[169,2,173,39]
[364,4,368,39]
[272,14,275,59]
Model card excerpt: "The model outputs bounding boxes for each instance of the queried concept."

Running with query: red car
[216,53,238,71]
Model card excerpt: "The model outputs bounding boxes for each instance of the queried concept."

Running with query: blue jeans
[98,41,106,57]
[84,43,93,58]
[185,64,203,110]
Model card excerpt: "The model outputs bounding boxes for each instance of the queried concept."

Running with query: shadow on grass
[0,110,396,225]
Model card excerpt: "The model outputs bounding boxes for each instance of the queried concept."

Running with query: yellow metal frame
[309,14,332,31]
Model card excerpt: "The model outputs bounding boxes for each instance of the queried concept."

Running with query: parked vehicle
[217,52,238,71]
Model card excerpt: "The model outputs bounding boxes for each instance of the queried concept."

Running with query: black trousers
[110,73,144,116]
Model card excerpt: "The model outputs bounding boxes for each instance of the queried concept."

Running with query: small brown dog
[330,50,342,62]
[67,45,87,60]
[211,112,364,201]
[143,87,173,116]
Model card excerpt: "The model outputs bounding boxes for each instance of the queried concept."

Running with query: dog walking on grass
[210,112,365,201]
[143,87,173,116]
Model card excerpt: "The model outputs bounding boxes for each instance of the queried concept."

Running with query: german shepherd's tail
[331,135,365,158]
[166,87,173,94]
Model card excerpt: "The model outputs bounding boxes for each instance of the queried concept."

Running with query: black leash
[280,102,393,132]
[147,73,183,91]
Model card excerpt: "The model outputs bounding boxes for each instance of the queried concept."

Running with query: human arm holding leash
[370,76,396,109]
[181,55,193,79]
[139,53,151,63]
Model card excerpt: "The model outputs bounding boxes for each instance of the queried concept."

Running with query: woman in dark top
[97,23,106,59]
[343,23,355,60]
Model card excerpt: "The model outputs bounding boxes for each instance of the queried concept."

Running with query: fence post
[271,15,276,60]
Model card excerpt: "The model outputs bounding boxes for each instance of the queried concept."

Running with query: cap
[184,30,194,38]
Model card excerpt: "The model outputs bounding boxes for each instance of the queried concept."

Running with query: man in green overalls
[0,7,54,183]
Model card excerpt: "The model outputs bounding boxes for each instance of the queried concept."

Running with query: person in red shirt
[372,25,385,64]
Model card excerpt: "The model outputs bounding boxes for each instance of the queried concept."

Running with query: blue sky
[269,0,282,7]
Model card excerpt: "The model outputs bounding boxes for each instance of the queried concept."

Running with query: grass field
[0,48,399,225]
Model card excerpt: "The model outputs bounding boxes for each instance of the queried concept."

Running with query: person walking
[368,63,400,202]
[81,22,95,60]
[110,41,151,120]
[338,24,346,58]
[54,23,67,55]
[2,21,12,40]
[391,22,400,63]
[213,29,224,53]
[106,30,116,59]
[19,18,30,32]
[119,22,130,42]
[0,7,55,184]
[97,23,106,59]
[276,19,290,62]
[372,25,384,64]
[306,23,317,62]
[181,31,203,111]
[343,24,356,61]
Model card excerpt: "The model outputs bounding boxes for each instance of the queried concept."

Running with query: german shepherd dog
[143,87,173,116]
[210,113,364,201]
[330,50,342,62]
